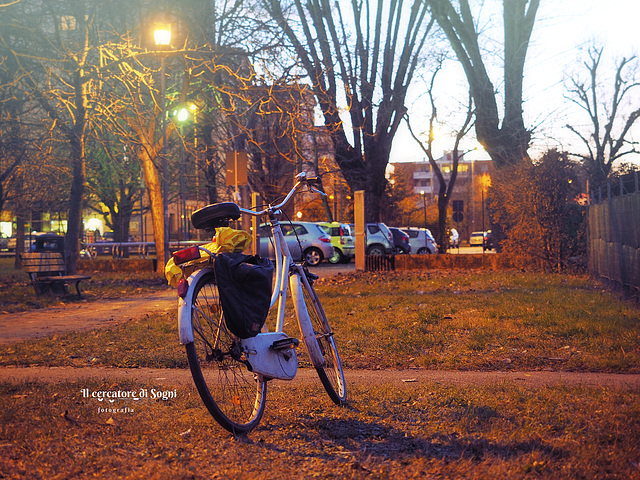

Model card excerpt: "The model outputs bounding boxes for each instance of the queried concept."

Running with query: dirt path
[1,365,639,389]
[0,288,177,345]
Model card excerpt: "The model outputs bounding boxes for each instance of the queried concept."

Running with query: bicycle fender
[177,267,213,345]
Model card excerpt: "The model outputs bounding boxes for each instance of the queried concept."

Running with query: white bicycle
[172,172,346,434]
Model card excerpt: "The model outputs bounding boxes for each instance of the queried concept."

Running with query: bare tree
[405,58,474,251]
[426,0,539,168]
[85,137,141,251]
[0,55,26,216]
[263,0,435,221]
[565,46,640,188]
[0,0,137,273]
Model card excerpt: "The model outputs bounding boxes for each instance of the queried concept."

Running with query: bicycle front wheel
[185,271,267,434]
[291,272,347,405]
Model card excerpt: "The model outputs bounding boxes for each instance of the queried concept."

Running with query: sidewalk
[0,365,638,389]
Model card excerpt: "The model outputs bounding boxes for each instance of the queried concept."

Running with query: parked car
[365,223,395,255]
[7,232,48,252]
[469,231,485,247]
[319,222,355,264]
[389,227,411,254]
[401,228,438,254]
[32,233,65,253]
[347,223,395,255]
[259,221,333,266]
[449,228,460,248]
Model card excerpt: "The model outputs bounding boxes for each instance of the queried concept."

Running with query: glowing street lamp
[154,22,171,264]
[153,24,172,46]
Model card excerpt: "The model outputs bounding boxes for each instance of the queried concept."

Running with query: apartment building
[391,151,494,241]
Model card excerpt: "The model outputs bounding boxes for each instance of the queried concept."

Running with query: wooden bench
[22,252,91,297]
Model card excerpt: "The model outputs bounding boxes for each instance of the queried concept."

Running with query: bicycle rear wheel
[185,271,267,434]
[291,271,347,405]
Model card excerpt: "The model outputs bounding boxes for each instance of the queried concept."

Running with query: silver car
[402,228,438,254]
[348,223,395,255]
[366,223,395,255]
[259,222,334,266]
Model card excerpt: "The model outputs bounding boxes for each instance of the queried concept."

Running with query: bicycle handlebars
[238,172,326,218]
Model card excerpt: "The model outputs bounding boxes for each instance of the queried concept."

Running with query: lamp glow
[154,24,172,46]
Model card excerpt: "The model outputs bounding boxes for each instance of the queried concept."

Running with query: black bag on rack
[213,252,274,338]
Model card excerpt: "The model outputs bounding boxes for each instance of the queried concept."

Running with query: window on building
[61,15,76,31]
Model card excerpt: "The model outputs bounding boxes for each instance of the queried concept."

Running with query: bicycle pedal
[270,337,299,351]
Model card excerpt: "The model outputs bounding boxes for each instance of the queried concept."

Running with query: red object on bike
[177,278,189,298]
[173,246,201,265]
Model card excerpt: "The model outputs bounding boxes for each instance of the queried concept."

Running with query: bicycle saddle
[191,202,241,230]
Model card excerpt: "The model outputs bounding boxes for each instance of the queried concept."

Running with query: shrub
[489,150,587,271]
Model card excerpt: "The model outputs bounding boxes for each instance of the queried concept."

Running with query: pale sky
[391,0,639,165]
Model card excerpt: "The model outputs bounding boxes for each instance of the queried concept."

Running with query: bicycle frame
[177,173,323,354]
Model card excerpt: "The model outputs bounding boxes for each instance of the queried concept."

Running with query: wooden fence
[588,172,640,298]
[365,254,396,272]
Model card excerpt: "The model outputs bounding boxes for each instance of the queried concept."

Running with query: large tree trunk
[65,70,88,274]
[66,131,85,274]
[138,140,165,275]
[127,114,176,276]
[110,199,135,258]
[428,0,539,168]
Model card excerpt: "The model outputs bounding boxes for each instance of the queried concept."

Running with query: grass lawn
[1,263,639,478]
[1,269,638,373]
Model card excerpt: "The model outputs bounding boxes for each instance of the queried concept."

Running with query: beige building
[391,151,494,241]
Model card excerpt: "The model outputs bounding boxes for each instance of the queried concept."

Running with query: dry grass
[2,270,638,373]
[0,379,638,479]
[318,271,640,372]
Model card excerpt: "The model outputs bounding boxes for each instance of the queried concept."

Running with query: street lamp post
[481,182,485,233]
[177,109,187,240]
[420,190,427,254]
[480,172,491,251]
[154,23,171,265]
[176,106,195,240]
